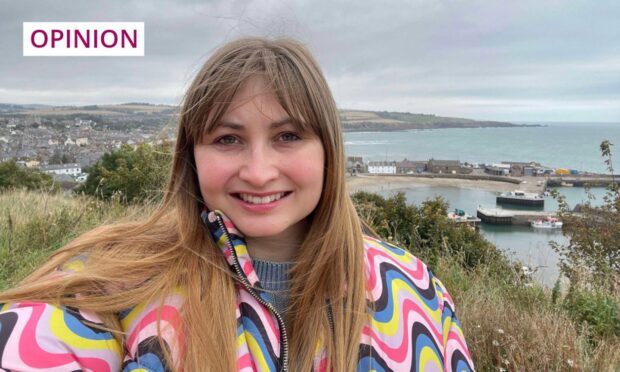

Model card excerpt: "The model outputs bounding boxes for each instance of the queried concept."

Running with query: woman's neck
[245,220,308,262]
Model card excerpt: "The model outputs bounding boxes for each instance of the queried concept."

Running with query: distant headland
[0,103,539,132]
[340,109,540,132]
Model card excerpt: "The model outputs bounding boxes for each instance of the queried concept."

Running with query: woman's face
[194,77,325,239]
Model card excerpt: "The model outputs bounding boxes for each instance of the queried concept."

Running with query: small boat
[531,217,563,229]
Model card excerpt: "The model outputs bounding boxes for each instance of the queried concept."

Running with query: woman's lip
[231,191,291,212]
[231,191,291,197]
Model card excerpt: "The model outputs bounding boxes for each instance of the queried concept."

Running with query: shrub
[563,288,620,339]
[76,142,172,204]
[0,160,57,191]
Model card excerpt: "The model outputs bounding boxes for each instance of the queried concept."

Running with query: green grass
[0,189,153,289]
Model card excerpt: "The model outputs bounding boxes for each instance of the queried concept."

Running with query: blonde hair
[0,37,367,371]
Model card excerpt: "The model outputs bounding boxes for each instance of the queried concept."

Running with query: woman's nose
[238,144,279,186]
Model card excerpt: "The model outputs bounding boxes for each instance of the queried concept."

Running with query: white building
[367,161,397,174]
[75,119,94,127]
[41,163,82,177]
[76,137,89,146]
[64,137,76,146]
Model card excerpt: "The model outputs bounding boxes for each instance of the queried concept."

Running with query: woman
[0,38,474,371]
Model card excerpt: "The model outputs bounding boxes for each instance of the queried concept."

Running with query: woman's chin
[236,224,286,239]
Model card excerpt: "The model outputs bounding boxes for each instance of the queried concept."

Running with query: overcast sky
[1,0,618,122]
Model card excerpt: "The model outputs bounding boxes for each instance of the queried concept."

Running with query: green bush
[0,160,57,191]
[552,140,620,292]
[76,142,172,204]
[563,288,620,339]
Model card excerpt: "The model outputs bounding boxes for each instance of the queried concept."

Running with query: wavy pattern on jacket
[359,236,473,371]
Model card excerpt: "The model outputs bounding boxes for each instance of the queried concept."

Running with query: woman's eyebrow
[216,117,294,130]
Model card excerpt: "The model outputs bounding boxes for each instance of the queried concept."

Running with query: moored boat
[497,190,545,207]
[531,217,563,229]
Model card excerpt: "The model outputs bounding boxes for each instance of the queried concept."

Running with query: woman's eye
[215,135,239,145]
[279,132,301,142]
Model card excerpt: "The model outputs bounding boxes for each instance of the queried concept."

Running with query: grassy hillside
[1,103,529,132]
[0,190,154,288]
[339,109,531,131]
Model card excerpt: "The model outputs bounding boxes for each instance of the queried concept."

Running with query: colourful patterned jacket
[0,210,474,371]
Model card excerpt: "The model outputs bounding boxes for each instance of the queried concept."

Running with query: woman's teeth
[239,192,286,204]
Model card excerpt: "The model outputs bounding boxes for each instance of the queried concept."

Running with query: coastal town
[0,105,176,183]
[347,156,614,191]
[1,105,614,191]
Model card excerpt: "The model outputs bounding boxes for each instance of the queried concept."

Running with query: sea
[344,122,620,286]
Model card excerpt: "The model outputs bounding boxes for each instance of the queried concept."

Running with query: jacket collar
[200,207,261,287]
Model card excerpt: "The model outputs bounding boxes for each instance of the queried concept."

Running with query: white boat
[531,217,563,229]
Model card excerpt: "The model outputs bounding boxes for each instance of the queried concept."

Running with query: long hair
[0,37,367,371]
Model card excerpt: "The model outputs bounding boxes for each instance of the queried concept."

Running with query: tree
[0,161,57,191]
[552,140,620,293]
[76,142,173,204]
[49,150,75,165]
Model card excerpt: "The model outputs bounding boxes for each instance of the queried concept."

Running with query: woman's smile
[232,191,292,212]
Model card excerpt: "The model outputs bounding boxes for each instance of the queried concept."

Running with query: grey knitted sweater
[252,259,292,319]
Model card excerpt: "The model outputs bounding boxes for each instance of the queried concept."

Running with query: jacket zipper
[326,299,335,337]
[214,213,289,372]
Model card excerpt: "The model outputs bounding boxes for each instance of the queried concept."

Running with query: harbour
[344,122,620,287]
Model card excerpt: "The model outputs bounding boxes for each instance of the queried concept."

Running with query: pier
[546,175,620,188]
[476,206,556,225]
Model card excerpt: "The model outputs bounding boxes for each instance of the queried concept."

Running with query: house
[25,160,41,168]
[510,164,524,177]
[346,156,365,175]
[76,137,89,146]
[40,163,81,177]
[485,163,510,176]
[396,159,426,174]
[502,161,541,176]
[427,159,461,174]
[367,161,397,174]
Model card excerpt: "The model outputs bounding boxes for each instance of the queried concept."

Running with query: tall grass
[435,257,620,371]
[0,189,154,289]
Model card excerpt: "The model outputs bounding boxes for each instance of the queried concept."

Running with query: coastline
[346,174,528,194]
